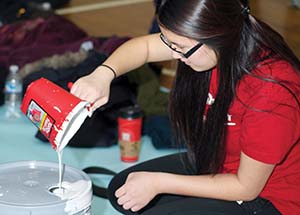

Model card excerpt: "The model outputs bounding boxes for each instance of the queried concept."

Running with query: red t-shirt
[209,60,300,215]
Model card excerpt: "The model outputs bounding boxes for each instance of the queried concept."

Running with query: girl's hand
[70,67,114,111]
[115,172,161,212]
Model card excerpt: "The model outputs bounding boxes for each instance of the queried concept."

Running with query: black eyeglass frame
[160,33,203,58]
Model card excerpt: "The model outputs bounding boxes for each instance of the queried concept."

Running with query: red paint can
[20,78,91,151]
[118,106,143,162]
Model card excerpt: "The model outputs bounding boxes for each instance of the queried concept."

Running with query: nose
[172,51,183,60]
[172,52,188,64]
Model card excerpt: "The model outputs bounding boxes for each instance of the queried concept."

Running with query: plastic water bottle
[291,0,299,8]
[4,65,22,119]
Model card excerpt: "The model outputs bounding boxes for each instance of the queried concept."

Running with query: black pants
[108,153,281,215]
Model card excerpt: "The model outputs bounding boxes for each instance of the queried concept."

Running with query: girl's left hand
[115,171,161,212]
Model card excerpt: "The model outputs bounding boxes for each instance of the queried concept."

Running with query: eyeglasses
[160,33,203,58]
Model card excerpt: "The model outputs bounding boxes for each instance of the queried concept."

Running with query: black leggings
[108,153,281,215]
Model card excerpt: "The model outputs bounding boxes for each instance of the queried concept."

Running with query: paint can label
[26,100,55,138]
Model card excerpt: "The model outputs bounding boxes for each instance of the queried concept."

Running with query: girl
[71,0,300,214]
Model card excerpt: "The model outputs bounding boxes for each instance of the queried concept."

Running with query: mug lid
[119,105,143,119]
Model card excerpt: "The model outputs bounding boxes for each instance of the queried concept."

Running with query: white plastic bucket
[0,161,92,215]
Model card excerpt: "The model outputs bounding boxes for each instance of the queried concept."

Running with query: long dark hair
[156,0,300,174]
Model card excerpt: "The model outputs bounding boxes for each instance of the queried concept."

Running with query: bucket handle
[82,166,116,199]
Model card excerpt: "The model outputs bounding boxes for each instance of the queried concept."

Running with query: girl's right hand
[70,66,115,111]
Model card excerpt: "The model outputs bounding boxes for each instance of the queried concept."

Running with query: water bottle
[291,0,299,8]
[4,65,22,119]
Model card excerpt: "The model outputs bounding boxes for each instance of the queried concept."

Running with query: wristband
[100,64,117,79]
